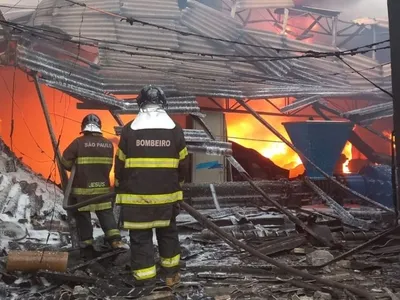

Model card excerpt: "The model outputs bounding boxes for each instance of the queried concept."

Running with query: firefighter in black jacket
[115,85,189,287]
[61,114,128,259]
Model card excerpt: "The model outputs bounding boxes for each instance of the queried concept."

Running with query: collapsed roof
[0,0,388,120]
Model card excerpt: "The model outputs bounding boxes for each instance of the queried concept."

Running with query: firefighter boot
[165,272,180,287]
[80,245,95,261]
[111,240,129,250]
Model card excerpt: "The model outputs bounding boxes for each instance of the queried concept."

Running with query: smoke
[300,0,388,20]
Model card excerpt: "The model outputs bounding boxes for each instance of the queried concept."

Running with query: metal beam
[337,23,356,36]
[332,16,338,47]
[313,15,331,35]
[281,8,289,35]
[202,107,334,118]
[312,103,391,165]
[372,24,377,60]
[297,15,322,40]
[208,97,224,110]
[265,98,282,113]
[190,115,332,247]
[33,75,79,248]
[236,98,394,213]
[316,102,391,142]
[337,25,366,48]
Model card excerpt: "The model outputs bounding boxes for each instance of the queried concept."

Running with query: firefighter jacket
[61,133,114,212]
[114,107,189,230]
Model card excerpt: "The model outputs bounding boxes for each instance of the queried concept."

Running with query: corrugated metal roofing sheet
[181,0,243,44]
[382,64,392,78]
[14,0,391,110]
[342,102,393,124]
[353,17,389,29]
[120,0,181,19]
[236,0,294,9]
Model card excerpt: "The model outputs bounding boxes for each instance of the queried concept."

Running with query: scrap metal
[304,177,371,231]
[180,200,373,299]
[237,98,394,213]
[191,114,331,246]
[193,228,296,241]
[37,271,96,284]
[318,225,400,268]
[241,234,307,257]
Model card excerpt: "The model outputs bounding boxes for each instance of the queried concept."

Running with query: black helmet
[136,85,167,109]
[81,114,102,133]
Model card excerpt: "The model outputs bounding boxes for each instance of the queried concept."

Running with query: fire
[383,130,392,139]
[226,100,354,177]
[0,68,357,182]
[226,99,304,174]
[342,142,353,174]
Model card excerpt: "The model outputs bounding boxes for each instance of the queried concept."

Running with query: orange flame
[0,68,355,182]
[342,142,353,174]
[383,130,392,139]
[226,102,353,176]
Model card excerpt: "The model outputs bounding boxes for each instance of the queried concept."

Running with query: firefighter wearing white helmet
[114,85,189,288]
[61,114,128,260]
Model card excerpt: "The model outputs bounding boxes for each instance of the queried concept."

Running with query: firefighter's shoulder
[120,121,133,136]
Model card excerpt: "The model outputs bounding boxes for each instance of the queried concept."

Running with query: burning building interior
[0,0,398,299]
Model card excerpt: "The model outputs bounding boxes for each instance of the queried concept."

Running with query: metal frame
[234,6,370,47]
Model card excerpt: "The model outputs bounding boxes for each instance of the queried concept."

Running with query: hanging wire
[0,19,390,63]
[337,55,393,98]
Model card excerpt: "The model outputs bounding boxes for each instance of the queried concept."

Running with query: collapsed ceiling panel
[236,0,295,9]
[9,0,392,118]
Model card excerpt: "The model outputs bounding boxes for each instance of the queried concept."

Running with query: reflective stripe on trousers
[105,229,120,238]
[123,220,170,230]
[78,201,112,212]
[79,239,93,248]
[132,265,157,281]
[160,254,180,268]
[116,191,182,205]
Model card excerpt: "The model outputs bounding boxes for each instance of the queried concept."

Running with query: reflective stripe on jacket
[115,120,189,229]
[61,133,114,212]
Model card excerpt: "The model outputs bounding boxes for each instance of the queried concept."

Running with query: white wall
[191,111,227,183]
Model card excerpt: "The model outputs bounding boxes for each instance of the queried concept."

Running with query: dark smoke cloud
[298,0,387,20]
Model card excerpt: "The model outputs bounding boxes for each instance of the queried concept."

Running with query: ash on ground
[1,142,400,300]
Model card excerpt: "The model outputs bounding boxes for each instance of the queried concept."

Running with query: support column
[34,75,79,248]
[109,110,123,228]
[331,16,338,47]
[388,0,400,216]
[372,24,377,60]
[281,8,289,35]
[230,0,237,18]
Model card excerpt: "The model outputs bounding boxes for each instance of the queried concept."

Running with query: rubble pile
[0,140,69,252]
[0,143,400,299]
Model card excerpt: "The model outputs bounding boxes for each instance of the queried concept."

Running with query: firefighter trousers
[75,208,121,248]
[129,217,180,284]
